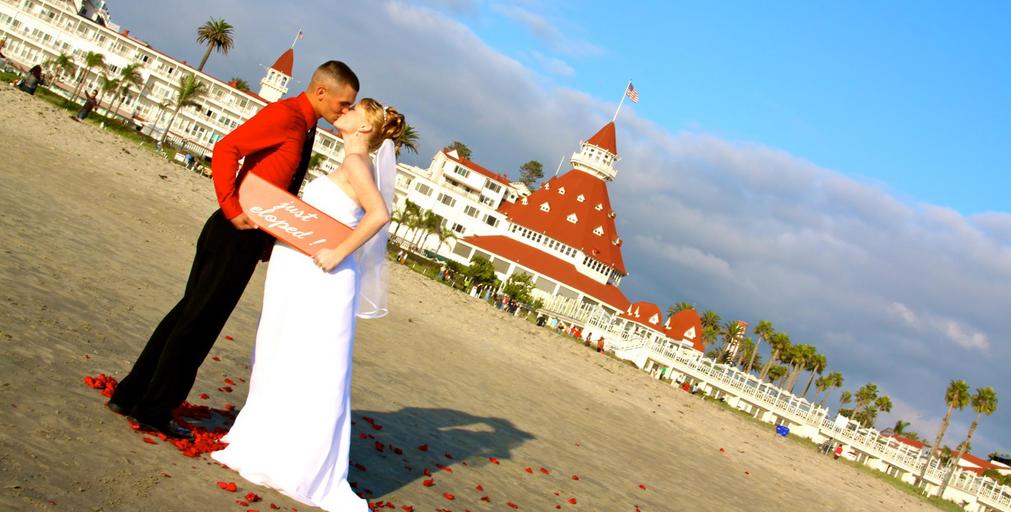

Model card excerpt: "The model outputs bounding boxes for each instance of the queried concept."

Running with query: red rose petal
[375,441,385,452]
[571,475,580,480]
[142,437,157,444]
[422,479,435,487]
[423,468,431,477]
[539,467,550,474]
[480,496,491,502]
[402,506,413,512]
[475,484,484,491]
[436,463,452,473]
[417,444,429,452]
[211,356,221,362]
[507,501,519,509]
[393,447,403,455]
[489,457,500,464]
[199,393,210,400]
[444,452,454,459]
[639,484,647,491]
[224,335,234,340]
[442,492,455,501]
[524,467,533,473]
[224,378,236,385]
[567,498,577,504]
[245,491,261,502]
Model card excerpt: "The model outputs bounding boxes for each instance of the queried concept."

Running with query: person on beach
[212,99,405,512]
[106,61,359,439]
[74,90,98,121]
[16,65,43,95]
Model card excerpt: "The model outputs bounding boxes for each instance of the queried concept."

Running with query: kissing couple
[108,60,405,511]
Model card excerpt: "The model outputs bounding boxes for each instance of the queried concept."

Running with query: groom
[108,61,360,438]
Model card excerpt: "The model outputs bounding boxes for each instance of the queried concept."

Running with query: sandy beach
[0,86,938,511]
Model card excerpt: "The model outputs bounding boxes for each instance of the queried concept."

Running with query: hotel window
[452,165,470,178]
[437,193,456,207]
[485,181,502,193]
[576,194,585,203]
[567,213,578,224]
[595,203,604,211]
[464,205,480,218]
[484,215,499,227]
[415,183,433,196]
[451,223,466,234]
[539,202,550,212]
[593,226,604,236]
[557,187,566,195]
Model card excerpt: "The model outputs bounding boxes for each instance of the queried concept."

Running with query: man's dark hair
[314,60,359,92]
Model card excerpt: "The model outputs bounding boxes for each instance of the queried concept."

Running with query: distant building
[0,0,345,175]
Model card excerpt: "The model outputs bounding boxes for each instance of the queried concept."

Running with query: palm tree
[916,379,971,486]
[783,344,815,393]
[759,332,790,381]
[745,320,773,375]
[765,365,788,384]
[717,321,743,363]
[666,302,695,317]
[395,123,420,156]
[43,52,75,86]
[160,74,207,146]
[308,153,326,173]
[145,99,174,137]
[391,199,420,243]
[72,51,106,103]
[802,353,827,399]
[195,18,235,71]
[229,77,251,92]
[891,420,911,436]
[416,211,444,250]
[938,387,998,497]
[110,63,142,123]
[699,310,721,351]
[96,74,119,117]
[816,372,844,406]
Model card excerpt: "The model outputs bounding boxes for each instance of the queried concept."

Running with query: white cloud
[532,51,575,77]
[491,3,604,56]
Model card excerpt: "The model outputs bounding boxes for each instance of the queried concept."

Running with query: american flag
[625,82,639,103]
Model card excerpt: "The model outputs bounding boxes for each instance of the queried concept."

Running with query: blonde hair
[357,98,407,152]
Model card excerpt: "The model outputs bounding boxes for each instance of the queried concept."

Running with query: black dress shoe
[106,401,130,416]
[137,419,193,440]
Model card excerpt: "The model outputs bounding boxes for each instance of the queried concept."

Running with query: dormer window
[543,182,551,190]
[649,313,660,325]
[576,194,585,202]
[539,202,550,212]
[566,213,578,224]
[557,187,566,195]
[521,197,528,205]
[608,211,616,219]
[594,203,603,211]
[593,226,604,236]
[612,237,622,246]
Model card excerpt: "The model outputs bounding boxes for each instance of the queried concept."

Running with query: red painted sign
[238,173,352,256]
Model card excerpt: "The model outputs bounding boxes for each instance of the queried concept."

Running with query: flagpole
[290,27,302,49]
[554,154,565,177]
[612,80,631,122]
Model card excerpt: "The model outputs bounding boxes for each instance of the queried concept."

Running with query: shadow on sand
[346,407,534,499]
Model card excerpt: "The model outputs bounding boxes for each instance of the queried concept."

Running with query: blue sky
[469,1,1011,214]
[109,1,1010,455]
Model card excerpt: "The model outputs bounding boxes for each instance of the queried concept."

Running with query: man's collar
[293,92,319,129]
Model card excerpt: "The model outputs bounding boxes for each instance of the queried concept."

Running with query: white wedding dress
[212,176,369,512]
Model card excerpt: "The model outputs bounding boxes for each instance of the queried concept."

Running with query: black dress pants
[110,210,268,424]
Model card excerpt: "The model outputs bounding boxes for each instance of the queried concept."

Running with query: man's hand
[313,248,345,273]
[229,213,258,230]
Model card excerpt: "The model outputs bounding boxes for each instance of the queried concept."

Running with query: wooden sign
[238,173,352,256]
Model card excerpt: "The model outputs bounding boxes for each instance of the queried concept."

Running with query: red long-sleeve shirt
[212,92,319,220]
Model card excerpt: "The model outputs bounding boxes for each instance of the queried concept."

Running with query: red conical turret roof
[586,122,617,156]
[499,170,627,274]
[270,48,294,76]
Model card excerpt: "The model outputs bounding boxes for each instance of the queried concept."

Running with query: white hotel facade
[0,0,347,176]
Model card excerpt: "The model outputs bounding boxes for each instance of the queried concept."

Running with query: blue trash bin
[775,425,790,437]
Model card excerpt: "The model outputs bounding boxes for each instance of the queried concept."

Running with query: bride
[212,98,405,512]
